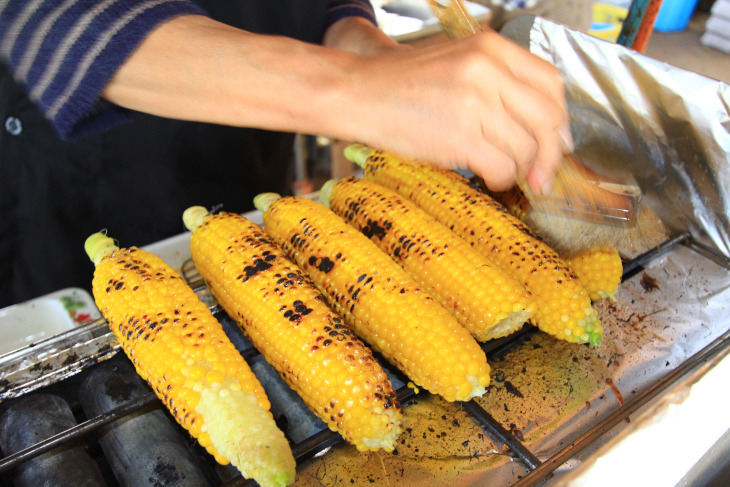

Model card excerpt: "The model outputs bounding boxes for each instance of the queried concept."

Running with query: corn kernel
[325,177,535,342]
[566,246,623,301]
[88,241,295,485]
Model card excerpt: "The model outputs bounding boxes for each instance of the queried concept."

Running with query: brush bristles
[525,202,669,257]
[521,155,641,224]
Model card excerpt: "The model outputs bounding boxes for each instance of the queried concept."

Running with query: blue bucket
[654,0,701,32]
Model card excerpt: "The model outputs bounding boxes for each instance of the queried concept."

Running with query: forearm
[102,15,571,194]
[102,15,363,140]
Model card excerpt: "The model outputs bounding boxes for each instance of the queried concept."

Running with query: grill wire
[1,231,728,487]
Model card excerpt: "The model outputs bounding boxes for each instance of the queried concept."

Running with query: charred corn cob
[84,232,295,487]
[183,207,402,452]
[565,246,622,301]
[485,186,623,302]
[320,177,536,341]
[254,194,491,402]
[487,186,530,221]
[345,144,603,346]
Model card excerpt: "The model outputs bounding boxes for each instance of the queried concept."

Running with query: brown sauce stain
[640,273,660,292]
[605,378,624,406]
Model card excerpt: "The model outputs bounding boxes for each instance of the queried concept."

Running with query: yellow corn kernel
[183,208,402,452]
[344,145,603,346]
[565,246,623,301]
[85,232,295,487]
[254,194,491,402]
[321,177,536,341]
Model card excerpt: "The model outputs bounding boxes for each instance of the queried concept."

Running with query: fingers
[497,77,566,195]
[466,145,518,192]
[483,33,570,125]
[472,32,571,194]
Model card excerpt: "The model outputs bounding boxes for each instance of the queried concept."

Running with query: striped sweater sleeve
[0,0,377,141]
[325,0,377,28]
[0,0,208,140]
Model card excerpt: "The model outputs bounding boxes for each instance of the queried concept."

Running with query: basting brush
[484,179,668,257]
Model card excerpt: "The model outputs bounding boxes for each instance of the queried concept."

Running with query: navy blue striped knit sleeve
[0,0,206,140]
[0,1,376,141]
[325,0,377,28]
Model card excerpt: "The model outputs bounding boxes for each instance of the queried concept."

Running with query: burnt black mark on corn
[308,255,335,273]
[361,219,387,240]
[241,256,272,281]
[293,299,313,315]
[318,257,334,272]
[281,299,314,324]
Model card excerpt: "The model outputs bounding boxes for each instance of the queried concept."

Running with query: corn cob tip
[577,316,603,347]
[318,179,339,208]
[588,328,602,347]
[253,193,281,213]
[343,143,372,168]
[197,387,296,487]
[182,206,211,232]
[85,231,119,266]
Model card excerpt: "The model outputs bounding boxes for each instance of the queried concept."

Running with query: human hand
[339,30,571,194]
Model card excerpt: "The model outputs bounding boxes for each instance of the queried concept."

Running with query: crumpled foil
[528,17,730,261]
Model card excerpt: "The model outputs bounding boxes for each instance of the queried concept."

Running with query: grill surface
[1,231,729,487]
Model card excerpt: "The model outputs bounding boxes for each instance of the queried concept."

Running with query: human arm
[102,14,568,193]
[1,1,569,193]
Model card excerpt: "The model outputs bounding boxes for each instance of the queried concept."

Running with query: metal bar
[685,239,730,270]
[461,400,543,471]
[511,327,730,487]
[292,429,342,463]
[482,325,538,359]
[0,392,158,473]
[621,232,690,278]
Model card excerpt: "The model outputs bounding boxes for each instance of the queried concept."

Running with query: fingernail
[527,167,554,197]
[559,125,574,153]
[540,174,555,197]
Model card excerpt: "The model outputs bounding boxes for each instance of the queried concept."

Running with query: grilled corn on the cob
[320,177,536,341]
[183,207,402,452]
[345,144,603,346]
[565,246,622,301]
[85,232,295,487]
[487,186,530,221]
[486,186,623,302]
[254,194,491,402]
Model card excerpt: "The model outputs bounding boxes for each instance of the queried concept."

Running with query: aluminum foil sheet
[524,17,730,261]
